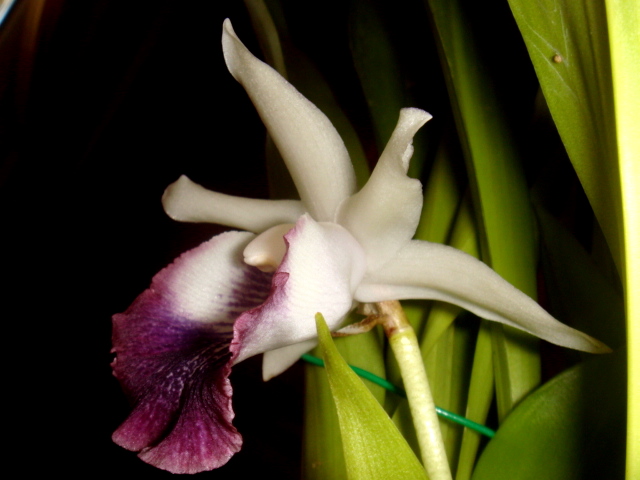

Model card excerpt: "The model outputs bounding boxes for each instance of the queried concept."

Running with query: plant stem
[377,301,453,480]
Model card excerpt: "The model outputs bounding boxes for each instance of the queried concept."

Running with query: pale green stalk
[424,316,473,472]
[380,301,453,480]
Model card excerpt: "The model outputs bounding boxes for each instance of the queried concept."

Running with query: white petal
[222,19,356,221]
[356,240,610,353]
[162,175,304,233]
[232,214,367,364]
[162,230,270,323]
[338,108,431,271]
[243,223,295,272]
[262,339,317,381]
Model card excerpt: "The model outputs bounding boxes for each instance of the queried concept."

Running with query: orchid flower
[111,19,609,474]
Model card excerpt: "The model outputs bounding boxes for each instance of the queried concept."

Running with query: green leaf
[425,0,541,417]
[507,0,639,472]
[316,313,428,480]
[349,0,406,157]
[304,359,348,480]
[414,133,463,247]
[304,320,387,480]
[604,1,640,475]
[505,0,622,271]
[471,352,626,480]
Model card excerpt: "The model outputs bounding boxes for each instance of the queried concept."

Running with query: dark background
[2,0,599,477]
[3,1,445,475]
[2,1,304,476]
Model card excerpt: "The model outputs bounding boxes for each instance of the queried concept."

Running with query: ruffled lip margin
[111,232,273,474]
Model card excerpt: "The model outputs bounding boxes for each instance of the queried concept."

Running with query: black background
[2,0,580,477]
[2,1,305,476]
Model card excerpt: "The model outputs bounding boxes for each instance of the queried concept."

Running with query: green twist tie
[301,353,496,438]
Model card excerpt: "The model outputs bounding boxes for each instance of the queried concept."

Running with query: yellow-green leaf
[506,0,621,270]
[316,313,428,480]
[471,352,626,480]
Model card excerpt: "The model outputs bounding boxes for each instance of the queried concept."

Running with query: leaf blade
[316,313,428,480]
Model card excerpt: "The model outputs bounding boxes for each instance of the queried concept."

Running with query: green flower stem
[378,301,453,480]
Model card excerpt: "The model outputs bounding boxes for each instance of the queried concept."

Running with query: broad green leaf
[507,0,639,474]
[505,0,622,271]
[335,325,387,405]
[533,202,629,476]
[304,359,348,480]
[316,314,428,480]
[471,352,626,480]
[304,323,387,480]
[425,0,541,417]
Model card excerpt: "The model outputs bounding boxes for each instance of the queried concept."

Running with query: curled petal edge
[111,232,273,473]
[339,108,431,271]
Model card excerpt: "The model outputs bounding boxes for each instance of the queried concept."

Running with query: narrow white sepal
[162,175,304,233]
[356,240,611,353]
[222,19,357,221]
